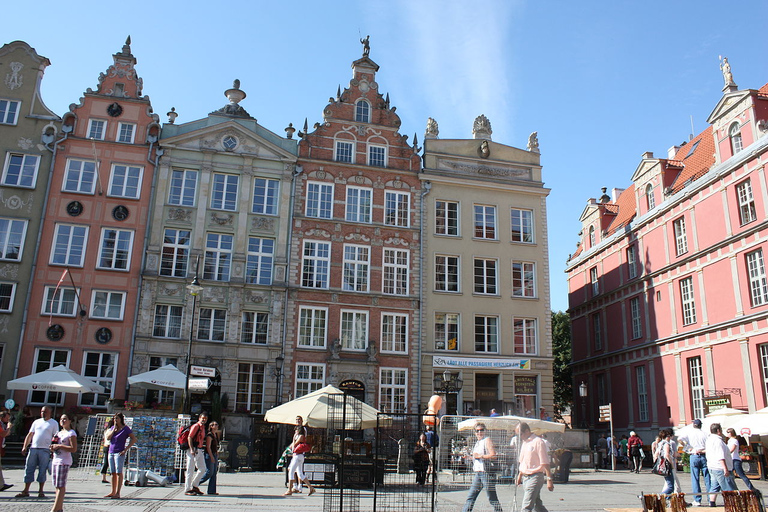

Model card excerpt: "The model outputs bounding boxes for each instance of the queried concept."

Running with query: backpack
[177,424,191,451]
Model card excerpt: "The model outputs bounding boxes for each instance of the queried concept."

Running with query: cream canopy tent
[728,407,768,437]
[7,365,105,394]
[264,384,387,429]
[127,364,186,391]
[702,407,747,431]
[457,415,566,435]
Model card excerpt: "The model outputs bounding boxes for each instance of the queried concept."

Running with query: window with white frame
[435,313,459,351]
[636,365,649,422]
[252,178,279,215]
[646,184,655,210]
[153,305,182,338]
[168,169,197,206]
[236,363,265,413]
[511,208,534,243]
[43,286,78,316]
[0,218,26,261]
[589,226,596,247]
[343,245,370,292]
[379,368,407,414]
[241,311,269,344]
[204,233,233,281]
[730,122,743,154]
[355,100,371,123]
[298,307,327,348]
[593,313,602,350]
[306,182,333,218]
[3,153,40,187]
[474,315,498,352]
[0,283,15,312]
[630,297,642,339]
[80,351,116,407]
[97,228,133,270]
[385,191,409,227]
[87,119,106,140]
[381,313,407,353]
[590,267,599,296]
[759,345,768,406]
[197,308,226,341]
[383,248,408,295]
[30,349,70,405]
[346,186,372,223]
[246,237,274,285]
[474,204,497,239]
[673,217,688,256]
[512,261,535,297]
[435,200,459,236]
[108,164,143,199]
[680,277,697,325]
[51,224,88,266]
[435,255,459,292]
[63,159,97,194]
[210,173,239,211]
[746,249,768,307]
[301,241,330,288]
[0,99,20,125]
[341,310,368,350]
[335,140,354,163]
[688,356,705,421]
[116,122,136,143]
[513,317,537,355]
[368,145,386,167]
[627,245,638,279]
[90,290,125,320]
[736,179,757,225]
[474,258,498,295]
[160,229,190,277]
[146,356,178,405]
[295,363,325,397]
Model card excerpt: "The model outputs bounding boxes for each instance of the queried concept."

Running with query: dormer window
[645,184,655,210]
[588,226,596,248]
[355,100,371,123]
[730,122,743,154]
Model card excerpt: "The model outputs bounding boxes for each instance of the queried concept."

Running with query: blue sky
[6,0,767,312]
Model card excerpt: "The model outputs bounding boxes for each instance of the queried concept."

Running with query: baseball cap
[692,419,702,427]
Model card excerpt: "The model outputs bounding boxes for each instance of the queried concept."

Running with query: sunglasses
[476,428,485,432]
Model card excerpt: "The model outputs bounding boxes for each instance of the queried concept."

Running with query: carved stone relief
[210,213,234,226]
[251,217,275,231]
[244,291,266,303]
[383,236,409,247]
[17,137,33,150]
[168,209,193,222]
[161,284,181,296]
[0,265,19,279]
[305,229,331,238]
[345,233,371,243]
[146,255,158,271]
[5,62,23,90]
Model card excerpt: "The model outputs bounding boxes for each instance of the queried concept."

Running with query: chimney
[667,146,680,159]
[611,188,626,202]
[642,151,654,160]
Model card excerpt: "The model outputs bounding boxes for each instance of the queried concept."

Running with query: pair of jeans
[24,448,51,484]
[661,471,675,495]
[199,454,217,494]
[690,453,710,504]
[708,468,736,499]
[521,472,549,512]
[732,459,755,491]
[462,471,502,512]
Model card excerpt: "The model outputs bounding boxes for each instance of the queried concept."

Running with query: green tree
[552,311,573,426]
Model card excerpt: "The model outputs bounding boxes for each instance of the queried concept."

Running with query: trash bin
[554,450,573,483]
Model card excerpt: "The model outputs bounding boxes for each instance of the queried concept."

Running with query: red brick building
[284,44,422,413]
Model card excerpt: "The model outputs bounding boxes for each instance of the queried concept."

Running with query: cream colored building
[419,117,553,417]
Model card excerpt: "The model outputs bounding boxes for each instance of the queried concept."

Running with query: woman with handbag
[462,422,502,512]
[654,429,675,495]
[283,416,315,497]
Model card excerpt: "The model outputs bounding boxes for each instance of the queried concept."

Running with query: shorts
[52,463,70,488]
[109,452,126,474]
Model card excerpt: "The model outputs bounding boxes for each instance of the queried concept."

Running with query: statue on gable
[527,131,540,153]
[360,35,370,57]
[425,117,439,139]
[472,114,492,140]
[720,56,735,87]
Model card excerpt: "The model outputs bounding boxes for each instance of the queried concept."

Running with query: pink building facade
[566,73,768,438]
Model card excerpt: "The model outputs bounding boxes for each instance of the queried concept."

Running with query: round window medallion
[107,102,123,117]
[222,135,238,150]
[66,201,83,217]
[46,324,65,341]
[95,327,113,344]
[112,205,129,221]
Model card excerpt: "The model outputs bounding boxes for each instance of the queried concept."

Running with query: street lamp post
[184,259,203,415]
[579,381,588,429]
[273,354,284,407]
[433,370,463,414]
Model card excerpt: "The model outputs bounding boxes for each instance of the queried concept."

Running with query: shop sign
[514,375,537,394]
[703,395,731,415]
[188,377,211,392]
[433,355,530,370]
[190,365,216,377]
[339,380,365,391]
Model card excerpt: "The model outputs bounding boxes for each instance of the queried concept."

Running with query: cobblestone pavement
[0,467,765,511]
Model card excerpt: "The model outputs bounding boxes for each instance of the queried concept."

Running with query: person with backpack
[184,412,208,496]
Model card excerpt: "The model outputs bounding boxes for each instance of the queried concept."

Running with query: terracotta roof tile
[605,184,636,234]
[669,126,714,193]
[758,82,768,97]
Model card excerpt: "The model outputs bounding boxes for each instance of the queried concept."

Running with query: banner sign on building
[514,376,538,394]
[703,395,731,415]
[433,356,531,370]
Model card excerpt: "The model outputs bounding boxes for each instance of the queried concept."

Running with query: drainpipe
[14,123,70,381]
[418,181,431,413]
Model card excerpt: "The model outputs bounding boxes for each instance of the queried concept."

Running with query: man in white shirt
[705,423,735,507]
[678,419,709,506]
[15,406,59,498]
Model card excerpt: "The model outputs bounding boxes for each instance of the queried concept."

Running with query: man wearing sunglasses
[462,422,502,512]
[516,422,554,512]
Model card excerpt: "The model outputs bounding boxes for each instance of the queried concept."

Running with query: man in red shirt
[516,422,553,512]
[184,412,208,496]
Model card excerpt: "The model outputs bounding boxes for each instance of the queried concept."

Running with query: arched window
[355,100,370,123]
[646,184,655,210]
[588,226,596,247]
[730,122,743,154]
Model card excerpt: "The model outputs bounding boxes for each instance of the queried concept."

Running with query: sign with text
[433,355,531,370]
[703,395,732,415]
[514,375,538,395]
[599,404,612,422]
[190,365,216,377]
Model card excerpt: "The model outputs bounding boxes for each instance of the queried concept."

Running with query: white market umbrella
[457,415,566,435]
[7,365,104,394]
[702,407,747,431]
[265,384,387,429]
[128,364,186,391]
[729,411,768,437]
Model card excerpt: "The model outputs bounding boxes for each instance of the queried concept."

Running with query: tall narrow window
[746,250,768,306]
[197,308,226,341]
[435,200,459,236]
[203,233,233,281]
[295,363,325,397]
[51,224,88,266]
[435,255,459,292]
[379,368,407,414]
[511,209,534,243]
[593,313,602,350]
[680,277,697,325]
[589,226,596,247]
[688,357,705,421]
[673,217,688,256]
[236,363,265,414]
[730,122,743,154]
[474,315,498,353]
[636,366,649,422]
[473,258,497,295]
[210,173,239,211]
[97,228,134,270]
[513,318,537,355]
[335,140,354,163]
[627,245,638,279]
[340,310,368,350]
[298,307,327,348]
[512,261,535,297]
[345,187,372,223]
[342,245,370,292]
[0,218,27,261]
[168,169,197,206]
[245,237,274,285]
[434,313,459,351]
[736,179,757,225]
[80,352,116,407]
[241,312,269,344]
[646,184,655,210]
[355,100,371,123]
[759,344,768,406]
[160,229,190,277]
[301,241,330,289]
[0,283,16,312]
[252,178,279,215]
[383,248,408,295]
[385,191,409,227]
[474,205,497,239]
[153,305,182,338]
[630,297,642,339]
[381,313,407,353]
[368,145,386,167]
[590,267,599,296]
[306,182,333,219]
